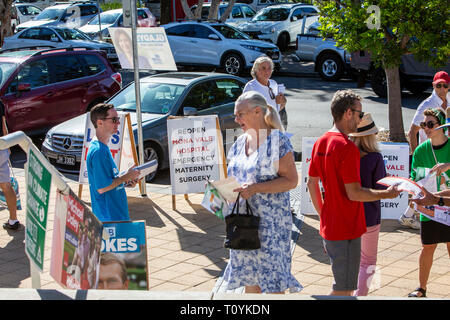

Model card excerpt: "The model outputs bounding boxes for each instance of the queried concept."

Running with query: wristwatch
[438,197,445,206]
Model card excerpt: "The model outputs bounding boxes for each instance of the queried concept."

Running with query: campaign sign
[168,115,221,194]
[61,190,103,289]
[379,142,410,219]
[25,149,52,271]
[101,221,148,290]
[109,27,177,71]
[300,137,319,215]
[79,112,126,184]
[50,191,69,285]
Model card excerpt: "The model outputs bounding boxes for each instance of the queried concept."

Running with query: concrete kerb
[0,288,441,300]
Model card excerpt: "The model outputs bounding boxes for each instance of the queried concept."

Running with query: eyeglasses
[435,83,449,89]
[102,116,120,123]
[420,120,439,129]
[268,85,275,100]
[351,109,365,119]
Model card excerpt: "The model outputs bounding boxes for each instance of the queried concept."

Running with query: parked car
[224,0,293,12]
[14,3,43,24]
[79,8,157,41]
[189,3,256,28]
[14,0,58,11]
[237,3,318,51]
[163,21,281,76]
[15,2,100,32]
[295,21,352,81]
[1,26,119,67]
[41,72,288,181]
[0,47,121,135]
[370,56,450,98]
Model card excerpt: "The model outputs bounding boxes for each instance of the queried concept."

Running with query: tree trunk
[220,0,236,22]
[0,0,14,47]
[385,66,407,142]
[160,0,171,25]
[180,0,195,20]
[208,0,221,21]
[193,0,204,19]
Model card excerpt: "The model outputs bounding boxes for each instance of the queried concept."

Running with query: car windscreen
[252,8,290,21]
[88,11,121,25]
[55,28,90,40]
[112,82,186,114]
[35,8,65,21]
[0,62,17,87]
[212,25,249,39]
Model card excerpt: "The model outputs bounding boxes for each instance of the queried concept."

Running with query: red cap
[433,71,450,85]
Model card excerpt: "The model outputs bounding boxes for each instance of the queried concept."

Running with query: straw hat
[349,113,379,137]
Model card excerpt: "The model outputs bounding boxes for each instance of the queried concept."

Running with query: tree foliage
[314,0,450,141]
[315,0,449,69]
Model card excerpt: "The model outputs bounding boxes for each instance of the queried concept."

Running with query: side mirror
[291,16,299,21]
[18,83,31,92]
[208,34,220,40]
[183,107,198,116]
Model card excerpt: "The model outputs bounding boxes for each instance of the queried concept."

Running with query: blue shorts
[323,237,361,291]
[0,149,11,183]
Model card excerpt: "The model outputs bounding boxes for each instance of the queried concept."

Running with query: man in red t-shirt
[307,90,400,296]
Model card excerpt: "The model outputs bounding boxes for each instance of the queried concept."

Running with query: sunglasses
[351,108,365,119]
[435,83,449,89]
[420,120,439,129]
[102,116,120,123]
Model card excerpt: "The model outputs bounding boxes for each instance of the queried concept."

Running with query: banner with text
[101,221,148,290]
[79,112,135,184]
[300,138,409,219]
[61,190,103,289]
[379,142,410,219]
[167,115,223,194]
[109,27,177,71]
[25,149,52,271]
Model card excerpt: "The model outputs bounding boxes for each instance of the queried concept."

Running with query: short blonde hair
[251,56,274,79]
[350,134,380,153]
[236,91,284,132]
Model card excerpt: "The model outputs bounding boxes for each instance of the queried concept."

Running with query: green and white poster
[25,149,52,271]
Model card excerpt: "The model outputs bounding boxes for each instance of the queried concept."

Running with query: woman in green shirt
[408,108,450,298]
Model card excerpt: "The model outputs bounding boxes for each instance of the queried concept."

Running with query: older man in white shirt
[408,71,449,154]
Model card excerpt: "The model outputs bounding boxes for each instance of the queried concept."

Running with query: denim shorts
[323,237,361,291]
[0,149,10,183]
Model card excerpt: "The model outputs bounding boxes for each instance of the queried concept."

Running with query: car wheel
[277,33,289,51]
[223,53,244,76]
[370,67,387,98]
[143,143,159,183]
[318,53,344,81]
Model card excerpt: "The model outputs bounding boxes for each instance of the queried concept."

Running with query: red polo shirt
[308,131,366,240]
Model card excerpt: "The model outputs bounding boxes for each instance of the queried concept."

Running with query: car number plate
[107,53,118,59]
[57,155,76,166]
[271,54,279,60]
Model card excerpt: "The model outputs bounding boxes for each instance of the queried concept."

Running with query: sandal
[408,287,427,298]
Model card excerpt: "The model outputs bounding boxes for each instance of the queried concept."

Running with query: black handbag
[224,193,260,250]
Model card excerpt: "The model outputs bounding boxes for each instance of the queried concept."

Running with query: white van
[224,0,292,12]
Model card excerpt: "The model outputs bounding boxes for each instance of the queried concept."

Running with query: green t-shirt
[411,139,450,221]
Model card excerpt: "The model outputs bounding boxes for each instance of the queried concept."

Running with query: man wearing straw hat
[307,90,400,296]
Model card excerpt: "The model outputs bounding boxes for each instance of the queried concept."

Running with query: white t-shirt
[411,90,449,144]
[243,79,280,112]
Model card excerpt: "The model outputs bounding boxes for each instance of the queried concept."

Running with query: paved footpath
[0,165,449,299]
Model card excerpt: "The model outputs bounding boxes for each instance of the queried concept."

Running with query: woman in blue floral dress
[222,91,303,294]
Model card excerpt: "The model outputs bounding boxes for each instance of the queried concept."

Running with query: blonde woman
[243,56,286,113]
[222,91,302,294]
[349,113,386,296]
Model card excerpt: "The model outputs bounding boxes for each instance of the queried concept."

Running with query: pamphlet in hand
[377,175,450,226]
[134,159,158,179]
[201,177,241,220]
[120,159,158,182]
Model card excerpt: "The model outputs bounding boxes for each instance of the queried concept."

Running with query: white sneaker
[398,215,420,229]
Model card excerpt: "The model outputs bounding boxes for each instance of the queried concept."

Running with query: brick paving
[0,166,449,299]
